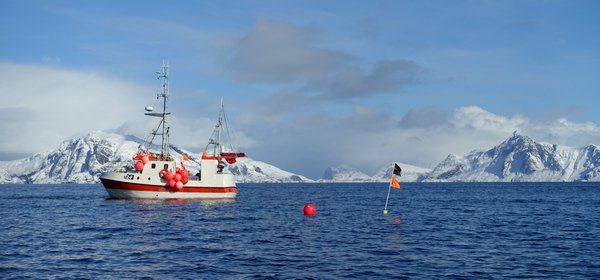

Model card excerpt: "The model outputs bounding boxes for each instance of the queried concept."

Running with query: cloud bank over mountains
[3,58,599,178]
[0,62,148,159]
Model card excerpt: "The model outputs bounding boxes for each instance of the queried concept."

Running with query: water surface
[1,183,599,279]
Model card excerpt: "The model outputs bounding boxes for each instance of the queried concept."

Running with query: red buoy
[174,173,182,182]
[135,161,144,171]
[180,169,189,178]
[165,171,174,181]
[168,179,176,188]
[304,203,316,216]
[175,181,184,190]
[141,156,150,164]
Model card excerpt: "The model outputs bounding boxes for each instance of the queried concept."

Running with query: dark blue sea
[1,183,600,279]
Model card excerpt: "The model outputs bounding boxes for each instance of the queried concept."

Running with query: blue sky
[1,0,600,178]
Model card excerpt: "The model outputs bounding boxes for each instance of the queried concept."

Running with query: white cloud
[0,62,150,158]
[451,106,528,133]
[547,118,600,135]
[528,118,600,147]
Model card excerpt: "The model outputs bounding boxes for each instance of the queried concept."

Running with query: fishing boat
[100,62,245,199]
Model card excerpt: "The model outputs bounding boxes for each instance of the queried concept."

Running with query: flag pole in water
[383,162,402,215]
[383,182,392,215]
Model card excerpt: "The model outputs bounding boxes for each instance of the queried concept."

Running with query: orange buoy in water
[304,203,316,216]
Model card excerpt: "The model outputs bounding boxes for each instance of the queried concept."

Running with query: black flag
[393,163,402,177]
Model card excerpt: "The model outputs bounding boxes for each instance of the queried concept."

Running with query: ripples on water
[1,183,600,279]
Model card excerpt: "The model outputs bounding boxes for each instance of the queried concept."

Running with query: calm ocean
[1,183,599,279]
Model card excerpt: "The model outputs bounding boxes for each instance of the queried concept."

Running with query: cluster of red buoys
[134,155,151,171]
[133,155,189,191]
[160,167,189,191]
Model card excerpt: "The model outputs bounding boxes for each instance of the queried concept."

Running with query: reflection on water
[106,197,236,206]
[386,214,404,251]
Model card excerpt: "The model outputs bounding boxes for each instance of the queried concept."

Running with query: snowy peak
[319,165,374,182]
[573,144,600,180]
[0,131,133,183]
[423,134,600,182]
[481,133,563,177]
[228,157,313,183]
[373,162,432,182]
[420,154,468,180]
[318,163,431,183]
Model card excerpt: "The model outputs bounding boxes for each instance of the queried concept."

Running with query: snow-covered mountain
[0,131,312,184]
[8,130,594,184]
[421,133,600,182]
[0,131,138,184]
[318,163,431,182]
[228,158,313,183]
[319,165,376,182]
[373,163,432,182]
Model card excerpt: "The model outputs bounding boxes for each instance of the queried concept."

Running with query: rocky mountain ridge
[421,134,600,182]
[3,131,597,184]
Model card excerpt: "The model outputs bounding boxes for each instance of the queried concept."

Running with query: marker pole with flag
[383,163,402,215]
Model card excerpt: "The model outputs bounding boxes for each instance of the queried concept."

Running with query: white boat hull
[106,188,235,199]
[101,177,237,199]
[100,158,238,199]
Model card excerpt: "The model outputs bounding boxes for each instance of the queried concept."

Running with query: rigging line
[221,106,239,152]
[143,117,166,155]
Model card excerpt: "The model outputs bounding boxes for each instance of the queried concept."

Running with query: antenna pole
[216,98,223,156]
[157,61,169,158]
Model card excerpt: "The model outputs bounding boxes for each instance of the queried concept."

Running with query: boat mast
[204,98,245,166]
[144,61,171,159]
[206,98,225,157]
[215,98,223,156]
[158,61,170,158]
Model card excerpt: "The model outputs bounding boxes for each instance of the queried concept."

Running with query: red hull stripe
[101,178,237,193]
